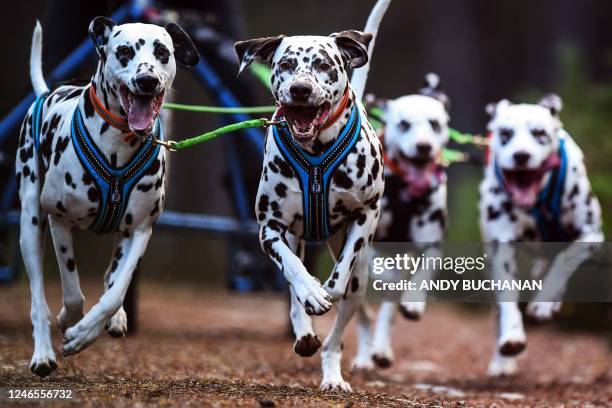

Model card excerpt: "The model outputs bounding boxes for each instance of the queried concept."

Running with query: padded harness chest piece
[273,104,361,241]
[70,107,162,234]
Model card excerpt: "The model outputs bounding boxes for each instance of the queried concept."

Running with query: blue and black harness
[494,135,568,241]
[31,92,162,235]
[272,104,361,241]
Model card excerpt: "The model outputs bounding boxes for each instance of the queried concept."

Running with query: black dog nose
[513,151,531,166]
[290,82,313,101]
[416,142,432,156]
[135,74,160,93]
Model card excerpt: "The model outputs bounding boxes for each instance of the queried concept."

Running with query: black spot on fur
[66,258,75,272]
[351,276,359,292]
[31,216,38,225]
[428,209,446,228]
[274,182,287,198]
[333,169,353,189]
[353,238,364,252]
[56,201,67,213]
[273,156,294,179]
[88,187,100,203]
[125,213,132,225]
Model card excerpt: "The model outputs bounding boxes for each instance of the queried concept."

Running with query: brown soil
[0,281,610,407]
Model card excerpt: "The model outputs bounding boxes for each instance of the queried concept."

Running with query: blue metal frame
[0,3,267,283]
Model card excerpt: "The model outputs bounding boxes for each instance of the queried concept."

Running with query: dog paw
[30,351,57,378]
[106,308,128,338]
[398,301,425,320]
[294,276,332,316]
[498,337,526,357]
[526,301,560,322]
[62,321,104,356]
[320,377,352,392]
[487,356,518,377]
[57,307,84,334]
[371,352,393,369]
[293,333,321,357]
[351,355,375,372]
[323,280,345,303]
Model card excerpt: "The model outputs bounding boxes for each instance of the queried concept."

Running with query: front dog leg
[104,236,128,337]
[62,226,152,355]
[399,244,441,319]
[48,217,85,334]
[526,232,603,321]
[259,225,332,315]
[487,243,525,376]
[323,210,378,301]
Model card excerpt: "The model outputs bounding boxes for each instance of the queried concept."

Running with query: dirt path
[1,281,610,407]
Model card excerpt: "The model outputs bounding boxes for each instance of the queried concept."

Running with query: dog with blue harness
[479,95,603,377]
[16,18,198,377]
[234,0,391,392]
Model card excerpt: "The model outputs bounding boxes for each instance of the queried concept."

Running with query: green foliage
[520,45,612,237]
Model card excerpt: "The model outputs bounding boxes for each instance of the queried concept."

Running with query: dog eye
[316,61,332,71]
[397,120,411,132]
[116,46,131,58]
[278,61,293,71]
[498,128,514,144]
[154,43,170,61]
[429,119,441,133]
[531,128,549,144]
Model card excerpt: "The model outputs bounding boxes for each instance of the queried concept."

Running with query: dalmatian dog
[480,95,603,376]
[351,73,451,371]
[234,0,390,392]
[17,18,198,377]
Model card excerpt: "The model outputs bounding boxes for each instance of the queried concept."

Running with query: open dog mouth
[397,151,439,197]
[278,102,331,142]
[502,168,547,207]
[119,86,165,134]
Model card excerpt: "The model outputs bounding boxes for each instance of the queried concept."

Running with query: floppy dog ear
[331,30,373,69]
[538,93,563,117]
[234,35,285,76]
[418,72,450,110]
[165,23,200,67]
[89,17,116,60]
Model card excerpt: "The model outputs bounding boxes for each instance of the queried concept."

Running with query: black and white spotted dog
[480,95,603,376]
[17,18,198,377]
[234,0,390,392]
[352,74,451,371]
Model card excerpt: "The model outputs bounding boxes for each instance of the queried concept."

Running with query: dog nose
[416,142,432,156]
[135,74,160,93]
[290,82,313,101]
[513,151,531,166]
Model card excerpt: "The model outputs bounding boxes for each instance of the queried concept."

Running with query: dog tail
[30,20,49,97]
[350,0,392,102]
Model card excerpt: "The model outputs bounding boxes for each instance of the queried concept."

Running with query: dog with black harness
[234,0,391,392]
[17,19,198,377]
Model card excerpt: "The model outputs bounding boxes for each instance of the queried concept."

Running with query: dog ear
[538,93,563,117]
[165,23,200,67]
[485,99,511,118]
[331,30,373,69]
[234,35,285,76]
[89,17,116,60]
[418,72,450,110]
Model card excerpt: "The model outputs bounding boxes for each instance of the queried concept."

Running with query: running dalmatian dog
[17,18,198,377]
[480,95,603,376]
[234,0,390,392]
[352,73,451,371]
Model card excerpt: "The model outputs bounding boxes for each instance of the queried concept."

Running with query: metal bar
[192,60,264,154]
[0,4,134,146]
[0,209,258,235]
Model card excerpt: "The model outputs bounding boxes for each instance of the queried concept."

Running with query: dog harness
[71,107,162,234]
[272,104,362,241]
[494,134,568,241]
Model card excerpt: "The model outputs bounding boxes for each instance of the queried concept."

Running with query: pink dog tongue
[508,184,539,208]
[128,95,154,132]
[405,162,436,197]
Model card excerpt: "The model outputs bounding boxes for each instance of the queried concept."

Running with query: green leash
[153,118,281,151]
[164,102,276,114]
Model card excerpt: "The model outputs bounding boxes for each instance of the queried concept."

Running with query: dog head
[235,31,372,142]
[89,17,199,133]
[486,94,563,207]
[382,73,450,196]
